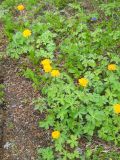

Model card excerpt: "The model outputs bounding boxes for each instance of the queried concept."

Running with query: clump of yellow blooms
[78,78,89,87]
[113,104,120,114]
[22,29,32,37]
[41,59,60,76]
[51,70,60,77]
[52,131,60,139]
[108,64,117,71]
[17,4,25,11]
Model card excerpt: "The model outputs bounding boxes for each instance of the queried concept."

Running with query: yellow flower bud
[17,4,25,11]
[108,64,117,71]
[51,70,60,77]
[52,131,60,139]
[113,104,120,114]
[22,29,31,38]
[78,78,88,87]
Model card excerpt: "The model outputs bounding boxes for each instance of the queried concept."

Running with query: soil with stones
[0,23,50,160]
[0,22,7,160]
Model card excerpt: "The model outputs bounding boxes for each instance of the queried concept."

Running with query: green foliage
[45,0,73,9]
[100,2,120,16]
[0,84,4,105]
[23,68,40,89]
[37,147,54,160]
[7,32,33,58]
[86,146,120,160]
[1,0,120,159]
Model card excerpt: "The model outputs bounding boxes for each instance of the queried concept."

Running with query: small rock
[4,142,12,149]
[76,147,83,154]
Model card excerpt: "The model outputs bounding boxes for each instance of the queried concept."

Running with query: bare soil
[0,23,50,160]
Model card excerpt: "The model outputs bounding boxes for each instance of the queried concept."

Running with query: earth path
[0,23,50,160]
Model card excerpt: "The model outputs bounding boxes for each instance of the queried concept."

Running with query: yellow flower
[22,29,31,37]
[17,4,25,11]
[108,64,117,71]
[52,131,60,139]
[78,78,88,87]
[51,70,60,77]
[113,104,120,114]
[41,59,51,66]
[43,64,52,73]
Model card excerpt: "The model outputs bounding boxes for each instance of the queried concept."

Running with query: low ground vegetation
[0,0,120,159]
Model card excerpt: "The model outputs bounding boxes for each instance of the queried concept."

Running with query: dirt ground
[0,23,50,160]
